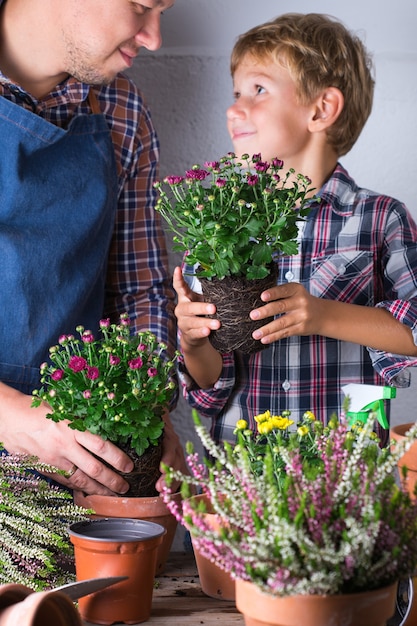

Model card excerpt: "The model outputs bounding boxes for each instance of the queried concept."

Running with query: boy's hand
[250,282,322,344]
[173,267,221,348]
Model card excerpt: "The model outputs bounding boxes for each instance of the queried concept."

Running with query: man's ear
[308,87,344,132]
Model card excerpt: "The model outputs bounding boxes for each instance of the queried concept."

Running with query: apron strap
[87,88,101,115]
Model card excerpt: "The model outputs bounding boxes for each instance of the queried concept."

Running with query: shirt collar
[318,163,358,217]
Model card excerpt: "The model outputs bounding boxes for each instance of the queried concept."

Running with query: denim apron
[0,92,118,394]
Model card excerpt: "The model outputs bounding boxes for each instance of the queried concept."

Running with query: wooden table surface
[84,552,244,625]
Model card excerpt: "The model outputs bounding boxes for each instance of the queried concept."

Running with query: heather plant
[32,313,179,457]
[163,410,417,596]
[0,450,89,590]
[154,153,315,281]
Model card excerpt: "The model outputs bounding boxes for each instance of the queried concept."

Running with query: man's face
[62,0,175,84]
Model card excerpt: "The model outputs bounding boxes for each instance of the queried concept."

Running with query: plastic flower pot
[390,423,417,499]
[235,578,398,626]
[188,494,235,601]
[73,490,181,575]
[69,518,165,625]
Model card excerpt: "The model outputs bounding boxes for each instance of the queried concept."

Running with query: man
[0,0,184,494]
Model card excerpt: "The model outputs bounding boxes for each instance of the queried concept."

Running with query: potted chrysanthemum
[32,313,179,497]
[154,153,316,354]
[162,410,417,626]
[31,313,181,575]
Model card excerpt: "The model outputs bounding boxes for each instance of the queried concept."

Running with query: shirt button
[285,271,294,282]
[338,265,346,274]
[282,379,291,392]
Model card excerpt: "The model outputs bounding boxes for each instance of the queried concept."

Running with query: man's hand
[0,382,134,495]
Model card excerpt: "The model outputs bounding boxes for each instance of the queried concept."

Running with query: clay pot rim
[69,517,166,542]
[390,423,416,438]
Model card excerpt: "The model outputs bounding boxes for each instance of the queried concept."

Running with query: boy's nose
[227,101,246,121]
[135,14,163,51]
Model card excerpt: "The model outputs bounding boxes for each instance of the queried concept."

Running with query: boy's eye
[256,85,266,95]
[233,91,241,101]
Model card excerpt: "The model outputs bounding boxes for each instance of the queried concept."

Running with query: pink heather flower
[58,335,67,345]
[86,366,100,380]
[51,369,64,381]
[128,357,143,370]
[272,158,284,169]
[68,356,87,372]
[107,392,116,400]
[82,389,92,399]
[204,161,220,169]
[109,354,121,366]
[137,344,146,352]
[99,318,110,328]
[246,174,259,186]
[82,331,94,343]
[215,178,227,188]
[120,316,130,327]
[251,153,261,162]
[185,168,209,181]
[147,367,158,377]
[165,175,185,185]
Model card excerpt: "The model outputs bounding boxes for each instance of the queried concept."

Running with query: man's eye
[130,2,151,14]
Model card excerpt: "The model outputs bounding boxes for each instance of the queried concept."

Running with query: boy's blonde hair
[230,13,374,156]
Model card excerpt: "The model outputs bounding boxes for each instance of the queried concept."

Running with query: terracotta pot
[0,584,82,625]
[188,494,235,601]
[390,423,417,499]
[73,490,180,574]
[235,578,398,626]
[69,518,165,625]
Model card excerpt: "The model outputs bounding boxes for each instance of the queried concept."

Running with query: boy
[173,13,417,446]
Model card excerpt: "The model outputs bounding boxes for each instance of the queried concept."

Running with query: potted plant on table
[31,313,180,574]
[154,153,316,354]
[162,410,417,626]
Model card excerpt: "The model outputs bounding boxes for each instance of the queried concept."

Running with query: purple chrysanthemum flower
[254,160,269,173]
[82,331,94,344]
[83,389,92,399]
[99,318,110,328]
[86,366,100,380]
[109,354,121,366]
[128,357,143,370]
[165,175,185,185]
[215,178,227,188]
[51,369,64,381]
[147,367,158,377]
[185,168,209,181]
[246,174,259,186]
[68,356,87,372]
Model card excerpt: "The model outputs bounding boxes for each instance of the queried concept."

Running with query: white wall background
[127,0,417,465]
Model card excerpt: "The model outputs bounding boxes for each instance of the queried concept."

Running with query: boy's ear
[309,87,344,132]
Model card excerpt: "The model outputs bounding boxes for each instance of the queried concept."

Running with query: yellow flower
[258,421,274,435]
[272,416,294,430]
[297,425,309,437]
[236,419,248,431]
[254,410,271,424]
[303,410,316,421]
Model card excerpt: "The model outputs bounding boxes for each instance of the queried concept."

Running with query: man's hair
[230,13,375,156]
